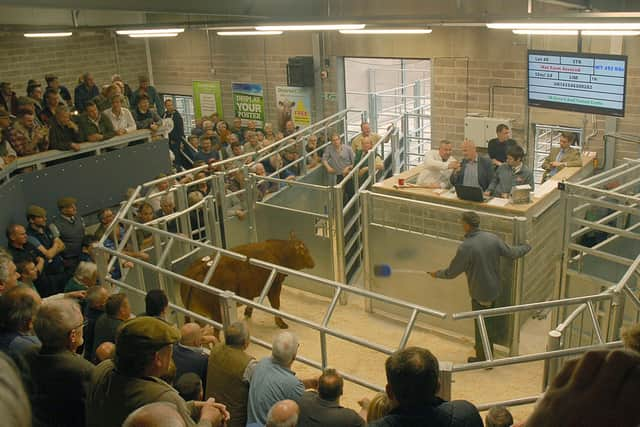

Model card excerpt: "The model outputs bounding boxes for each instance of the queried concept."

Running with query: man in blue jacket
[430,211,531,362]
[450,139,494,192]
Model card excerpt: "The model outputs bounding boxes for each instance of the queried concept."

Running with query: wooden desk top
[372,153,596,216]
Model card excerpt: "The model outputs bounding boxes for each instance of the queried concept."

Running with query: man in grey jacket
[429,211,531,362]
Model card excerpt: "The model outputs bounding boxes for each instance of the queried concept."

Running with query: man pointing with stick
[429,211,531,363]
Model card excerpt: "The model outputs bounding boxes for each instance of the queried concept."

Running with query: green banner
[192,80,223,120]
[232,82,264,128]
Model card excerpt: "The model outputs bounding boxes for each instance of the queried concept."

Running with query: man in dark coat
[450,139,494,192]
[172,323,208,389]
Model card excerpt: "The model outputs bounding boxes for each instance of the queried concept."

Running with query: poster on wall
[192,80,223,120]
[232,82,265,128]
[275,86,313,131]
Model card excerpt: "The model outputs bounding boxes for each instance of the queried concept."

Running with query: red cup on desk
[398,178,405,186]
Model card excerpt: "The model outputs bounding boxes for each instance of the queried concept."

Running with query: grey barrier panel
[0,139,170,247]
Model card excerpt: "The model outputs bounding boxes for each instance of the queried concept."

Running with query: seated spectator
[92,84,119,112]
[0,250,21,294]
[49,104,83,151]
[146,174,171,212]
[183,134,200,167]
[91,292,130,356]
[45,74,72,107]
[351,122,381,152]
[363,392,394,423]
[0,351,32,427]
[83,285,109,363]
[30,298,94,427]
[230,117,244,142]
[305,134,322,168]
[247,331,312,426]
[51,197,86,276]
[9,109,49,156]
[354,135,383,179]
[133,95,162,131]
[131,75,164,115]
[262,152,295,181]
[173,323,208,389]
[282,145,301,176]
[64,261,97,293]
[256,130,265,145]
[541,131,582,181]
[297,368,365,427]
[122,402,190,427]
[95,341,115,364]
[0,286,41,356]
[623,323,640,353]
[244,131,262,156]
[322,133,354,184]
[485,405,514,427]
[77,100,116,142]
[27,85,45,122]
[175,372,204,402]
[6,224,48,296]
[16,259,39,291]
[136,202,156,249]
[195,136,219,163]
[15,96,43,128]
[264,400,300,427]
[263,122,276,144]
[103,94,136,135]
[251,162,271,201]
[0,109,17,168]
[86,316,228,426]
[111,74,133,106]
[216,120,231,145]
[157,195,178,233]
[191,118,204,137]
[39,87,60,126]
[80,234,97,263]
[525,350,640,427]
[144,288,169,320]
[206,321,256,427]
[74,72,99,113]
[285,119,297,136]
[486,144,534,198]
[0,81,18,115]
[368,347,482,427]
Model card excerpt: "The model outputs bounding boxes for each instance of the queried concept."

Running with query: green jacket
[76,112,116,141]
[86,360,211,427]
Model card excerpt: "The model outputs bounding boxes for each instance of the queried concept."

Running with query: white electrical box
[464,116,513,148]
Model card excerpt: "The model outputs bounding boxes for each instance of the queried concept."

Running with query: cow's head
[288,232,315,269]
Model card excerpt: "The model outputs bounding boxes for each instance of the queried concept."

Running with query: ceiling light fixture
[24,32,72,38]
[339,29,432,34]
[256,24,365,31]
[217,30,283,36]
[128,33,180,38]
[488,23,640,30]
[582,30,640,36]
[512,29,578,35]
[116,28,184,35]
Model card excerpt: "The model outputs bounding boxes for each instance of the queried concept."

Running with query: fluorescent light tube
[512,29,578,35]
[129,33,179,38]
[582,30,640,36]
[488,23,640,30]
[116,28,184,35]
[217,31,283,36]
[256,24,365,31]
[340,29,432,34]
[24,32,72,38]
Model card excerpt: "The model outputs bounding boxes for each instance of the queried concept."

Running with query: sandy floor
[228,284,551,424]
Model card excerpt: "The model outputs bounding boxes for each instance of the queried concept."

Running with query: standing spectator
[16,96,44,127]
[8,110,49,156]
[6,224,48,296]
[173,323,208,389]
[64,261,97,293]
[362,392,394,423]
[264,400,300,427]
[77,101,116,142]
[247,331,313,426]
[322,133,354,184]
[0,286,42,356]
[40,88,60,126]
[195,136,219,163]
[86,316,227,427]
[131,75,164,115]
[0,109,17,169]
[0,251,20,294]
[103,94,136,135]
[175,373,204,402]
[27,83,44,120]
[91,292,131,356]
[205,322,256,427]
[0,82,18,115]
[144,288,170,319]
[92,84,120,112]
[354,135,383,180]
[429,211,531,362]
[305,134,321,168]
[133,95,162,131]
[26,205,67,293]
[487,124,517,168]
[0,351,32,427]
[351,122,381,152]
[83,285,109,363]
[30,298,95,427]
[45,74,73,108]
[163,98,187,169]
[74,72,100,113]
[297,368,365,427]
[51,197,86,276]
[111,74,133,104]
[49,105,83,151]
[369,347,482,427]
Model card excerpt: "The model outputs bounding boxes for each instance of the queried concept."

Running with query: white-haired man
[246,331,317,426]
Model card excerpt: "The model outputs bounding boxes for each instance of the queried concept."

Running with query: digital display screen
[528,50,627,117]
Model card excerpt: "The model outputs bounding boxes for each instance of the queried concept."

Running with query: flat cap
[26,205,47,218]
[116,316,180,355]
[57,197,77,209]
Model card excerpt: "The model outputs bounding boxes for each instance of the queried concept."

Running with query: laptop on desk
[454,185,490,203]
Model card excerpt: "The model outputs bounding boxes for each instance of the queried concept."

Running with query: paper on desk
[487,198,510,207]
[533,179,558,198]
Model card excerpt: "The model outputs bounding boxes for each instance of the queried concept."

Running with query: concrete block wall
[0,32,147,99]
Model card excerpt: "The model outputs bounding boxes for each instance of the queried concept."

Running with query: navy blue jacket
[172,344,208,389]
[450,155,494,191]
[369,398,483,427]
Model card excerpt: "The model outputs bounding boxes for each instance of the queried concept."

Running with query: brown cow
[181,235,315,330]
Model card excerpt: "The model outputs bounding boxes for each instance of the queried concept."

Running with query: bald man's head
[95,341,115,363]
[266,400,299,427]
[180,323,202,347]
[122,402,186,427]
[462,139,477,161]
